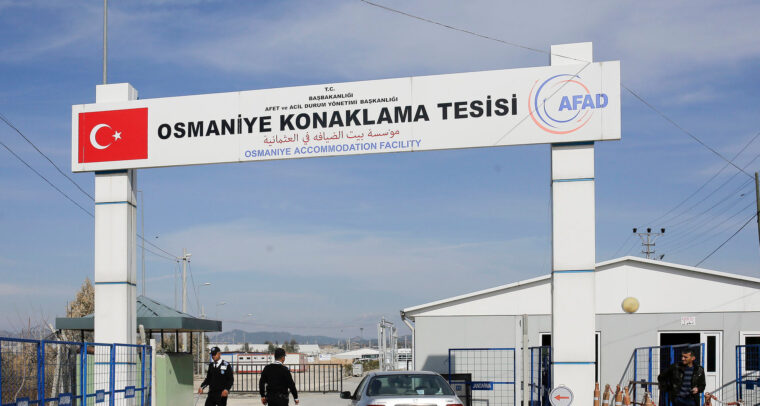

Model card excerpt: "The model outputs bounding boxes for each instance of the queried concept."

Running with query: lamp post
[198,282,211,371]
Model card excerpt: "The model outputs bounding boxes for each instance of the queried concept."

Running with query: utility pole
[755,172,760,250]
[140,191,145,297]
[181,249,191,351]
[633,227,665,259]
[102,0,107,84]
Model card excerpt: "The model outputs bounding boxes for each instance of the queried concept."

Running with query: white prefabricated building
[401,256,760,394]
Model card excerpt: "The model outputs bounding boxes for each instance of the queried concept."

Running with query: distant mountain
[211,330,342,345]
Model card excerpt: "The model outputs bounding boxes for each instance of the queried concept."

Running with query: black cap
[210,347,221,355]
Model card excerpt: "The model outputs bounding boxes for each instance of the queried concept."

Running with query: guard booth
[56,295,222,405]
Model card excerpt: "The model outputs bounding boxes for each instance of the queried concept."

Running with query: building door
[658,332,721,394]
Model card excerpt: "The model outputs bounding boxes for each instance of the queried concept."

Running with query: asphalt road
[198,376,363,406]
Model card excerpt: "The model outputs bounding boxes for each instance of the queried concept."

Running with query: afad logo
[528,74,608,134]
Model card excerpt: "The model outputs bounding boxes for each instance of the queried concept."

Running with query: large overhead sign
[71,62,619,172]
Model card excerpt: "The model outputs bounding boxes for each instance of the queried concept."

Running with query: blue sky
[1,0,759,338]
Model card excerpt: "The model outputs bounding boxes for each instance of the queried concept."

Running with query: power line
[645,131,760,226]
[612,234,634,257]
[695,213,758,267]
[358,0,753,180]
[667,201,756,256]
[1,116,181,258]
[0,112,95,201]
[0,138,94,218]
[623,85,754,179]
[139,244,176,261]
[359,0,587,63]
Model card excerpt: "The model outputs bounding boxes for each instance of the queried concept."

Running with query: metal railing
[195,362,344,393]
[0,337,152,406]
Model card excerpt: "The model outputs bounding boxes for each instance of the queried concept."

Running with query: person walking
[259,348,299,405]
[657,348,706,406]
[199,347,234,406]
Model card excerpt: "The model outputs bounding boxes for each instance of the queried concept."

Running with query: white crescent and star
[89,123,122,150]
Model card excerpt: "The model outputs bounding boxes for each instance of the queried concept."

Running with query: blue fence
[529,346,551,406]
[735,344,760,406]
[448,348,516,406]
[0,337,151,406]
[618,343,705,406]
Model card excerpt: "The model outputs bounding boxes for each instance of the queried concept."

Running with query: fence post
[38,340,46,404]
[530,348,534,406]
[736,346,742,402]
[447,349,452,383]
[109,345,116,406]
[648,347,653,395]
[82,343,88,406]
[633,350,638,401]
[0,339,3,402]
[141,345,146,406]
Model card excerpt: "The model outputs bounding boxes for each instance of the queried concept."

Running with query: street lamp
[197,282,212,370]
[215,301,227,319]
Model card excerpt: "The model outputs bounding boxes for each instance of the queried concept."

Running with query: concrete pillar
[93,83,138,405]
[550,43,597,404]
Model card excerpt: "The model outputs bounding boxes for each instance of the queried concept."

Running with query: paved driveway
[195,376,363,406]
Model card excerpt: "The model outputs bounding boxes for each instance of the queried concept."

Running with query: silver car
[340,371,464,406]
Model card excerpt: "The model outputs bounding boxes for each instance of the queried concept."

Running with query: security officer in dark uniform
[259,348,299,405]
[198,347,234,406]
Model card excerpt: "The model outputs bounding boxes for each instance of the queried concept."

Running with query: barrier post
[531,349,535,406]
[0,340,3,402]
[83,343,88,406]
[648,348,652,395]
[38,340,46,404]
[736,346,742,402]
[109,345,116,405]
[141,345,146,406]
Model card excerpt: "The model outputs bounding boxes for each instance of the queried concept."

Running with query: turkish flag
[78,108,148,163]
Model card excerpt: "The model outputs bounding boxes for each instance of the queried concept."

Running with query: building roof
[333,348,381,359]
[401,256,760,319]
[55,295,222,332]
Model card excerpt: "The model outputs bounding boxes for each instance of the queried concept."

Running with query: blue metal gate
[618,343,705,406]
[736,344,760,406]
[0,337,152,406]
[448,348,516,406]
[529,346,551,406]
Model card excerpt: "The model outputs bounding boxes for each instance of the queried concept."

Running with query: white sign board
[72,62,620,172]
[318,354,332,361]
[681,316,697,326]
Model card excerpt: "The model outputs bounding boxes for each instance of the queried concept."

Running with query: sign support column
[550,42,597,405]
[93,83,138,402]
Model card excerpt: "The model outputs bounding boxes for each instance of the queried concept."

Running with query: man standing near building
[260,348,299,405]
[657,348,706,406]
[199,347,234,406]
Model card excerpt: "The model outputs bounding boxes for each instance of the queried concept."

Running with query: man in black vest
[259,348,299,405]
[199,347,234,406]
[658,348,706,406]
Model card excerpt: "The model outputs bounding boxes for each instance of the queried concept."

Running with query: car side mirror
[340,391,352,399]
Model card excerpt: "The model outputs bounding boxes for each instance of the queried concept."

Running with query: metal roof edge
[401,274,551,317]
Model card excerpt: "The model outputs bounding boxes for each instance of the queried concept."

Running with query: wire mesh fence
[448,348,516,406]
[0,337,151,406]
[529,346,551,406]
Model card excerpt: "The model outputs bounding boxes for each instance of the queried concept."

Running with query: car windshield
[365,374,455,397]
